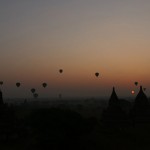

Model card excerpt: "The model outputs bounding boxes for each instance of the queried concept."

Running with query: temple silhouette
[0,89,17,141]
[0,86,150,149]
[0,89,3,105]
[130,86,150,127]
[102,86,150,128]
[101,87,128,128]
[134,86,149,109]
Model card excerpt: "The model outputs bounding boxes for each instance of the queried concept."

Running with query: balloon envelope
[33,93,38,98]
[42,83,47,88]
[59,69,63,73]
[31,88,36,93]
[59,94,62,99]
[16,82,21,87]
[95,72,99,77]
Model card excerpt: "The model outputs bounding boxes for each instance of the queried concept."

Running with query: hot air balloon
[144,88,146,91]
[31,88,36,93]
[16,82,21,87]
[134,82,138,86]
[33,93,38,98]
[42,83,47,88]
[95,72,99,77]
[59,69,63,73]
[0,81,3,85]
[59,93,62,99]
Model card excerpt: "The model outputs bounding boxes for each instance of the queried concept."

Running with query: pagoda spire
[134,86,149,109]
[109,87,119,107]
[0,89,4,105]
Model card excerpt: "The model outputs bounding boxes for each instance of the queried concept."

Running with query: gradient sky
[1,0,150,98]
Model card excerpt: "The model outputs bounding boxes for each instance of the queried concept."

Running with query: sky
[0,0,150,98]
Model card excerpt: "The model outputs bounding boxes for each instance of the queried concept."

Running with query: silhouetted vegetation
[0,86,150,150]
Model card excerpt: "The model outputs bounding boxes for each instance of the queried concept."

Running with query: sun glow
[131,90,135,94]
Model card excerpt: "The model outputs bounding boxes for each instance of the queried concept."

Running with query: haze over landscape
[1,1,150,150]
[1,0,150,98]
